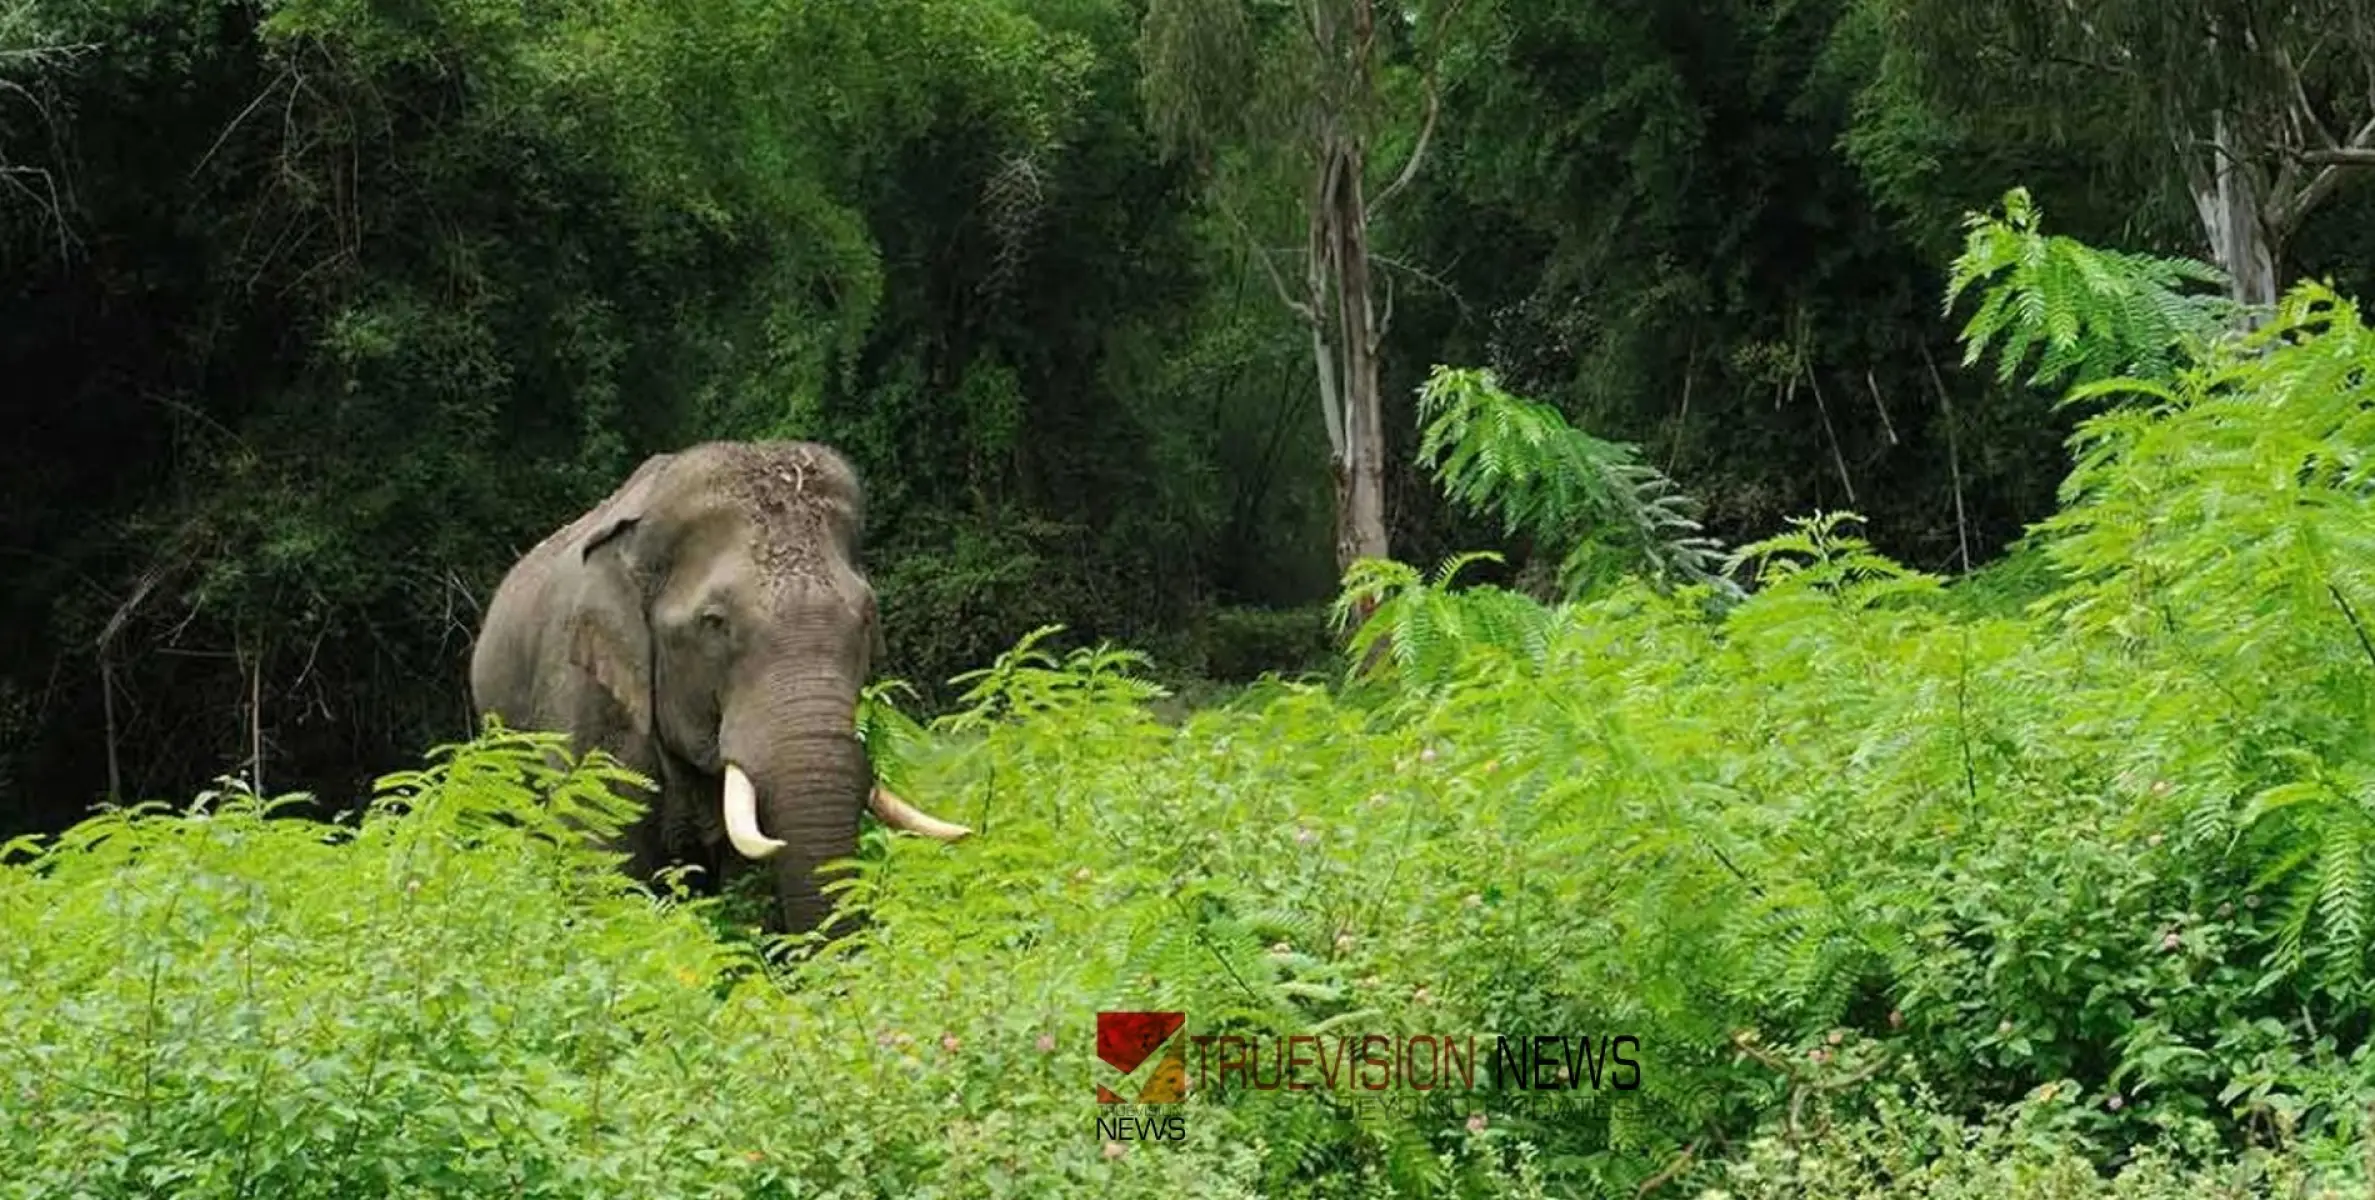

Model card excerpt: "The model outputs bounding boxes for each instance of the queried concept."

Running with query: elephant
[468,440,970,935]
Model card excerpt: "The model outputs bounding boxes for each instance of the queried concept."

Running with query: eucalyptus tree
[1139,0,1474,589]
[1865,0,2375,309]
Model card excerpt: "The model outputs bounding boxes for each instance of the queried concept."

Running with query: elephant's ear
[558,451,678,736]
[568,514,659,737]
[572,451,679,741]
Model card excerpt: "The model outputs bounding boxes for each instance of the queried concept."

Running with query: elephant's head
[567,441,967,933]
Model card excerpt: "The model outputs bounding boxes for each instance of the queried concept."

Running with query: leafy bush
[1414,366,1732,599]
[1196,605,1338,683]
[1706,1075,2348,1199]
[1943,187,2237,391]
[0,732,1248,1197]
[11,200,2375,1196]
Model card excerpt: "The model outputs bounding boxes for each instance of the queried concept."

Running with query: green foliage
[1848,0,2375,234]
[19,229,2375,1192]
[21,0,2375,845]
[1332,553,1555,692]
[1414,366,1731,598]
[1937,539,2059,620]
[2030,282,2375,991]
[939,623,1171,734]
[1829,0,2200,266]
[0,730,1252,1195]
[1725,510,1943,605]
[1946,189,2236,392]
[21,1,2375,1189]
[0,0,1217,818]
[1709,1074,2347,1198]
[37,216,2375,1195]
[1186,605,1338,684]
[1400,0,2071,574]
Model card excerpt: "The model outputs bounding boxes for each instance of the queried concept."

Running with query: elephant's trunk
[722,692,870,937]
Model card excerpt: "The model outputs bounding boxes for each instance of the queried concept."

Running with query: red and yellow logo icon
[1096,1011,1187,1104]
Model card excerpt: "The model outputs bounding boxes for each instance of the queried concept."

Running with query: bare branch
[2366,43,2375,120]
[1803,366,1854,506]
[1864,368,1900,446]
[1369,0,1469,220]
[2185,122,2261,170]
[0,39,99,67]
[190,71,291,182]
[2332,111,2375,152]
[2282,166,2367,231]
[2179,132,2220,233]
[1370,252,1468,318]
[2268,153,2305,227]
[0,163,69,261]
[244,639,265,797]
[1213,189,1318,326]
[2042,53,2132,76]
[2299,148,2375,166]
[1920,341,1973,576]
[1368,75,1438,219]
[0,65,80,261]
[1311,321,1344,458]
[99,656,119,802]
[2275,42,2337,150]
[1634,1141,1700,1198]
[1308,149,1346,457]
[1299,0,1331,60]
[2280,131,2375,232]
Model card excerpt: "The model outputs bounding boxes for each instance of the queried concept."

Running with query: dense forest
[9,0,2371,831]
[9,0,2375,1195]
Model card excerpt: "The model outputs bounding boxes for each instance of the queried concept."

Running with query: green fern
[1332,552,1555,691]
[1726,511,1944,608]
[2033,280,2375,998]
[936,623,1170,734]
[1946,187,2237,395]
[1414,365,1736,601]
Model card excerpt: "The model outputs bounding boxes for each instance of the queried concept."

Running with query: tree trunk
[1276,0,1405,634]
[1302,129,1392,642]
[1317,0,1391,591]
[2186,110,2282,311]
[1327,149,1389,577]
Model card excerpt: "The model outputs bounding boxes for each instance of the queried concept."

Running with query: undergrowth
[6,193,2375,1196]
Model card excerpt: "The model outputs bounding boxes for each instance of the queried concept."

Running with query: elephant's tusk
[869,785,972,841]
[722,763,788,860]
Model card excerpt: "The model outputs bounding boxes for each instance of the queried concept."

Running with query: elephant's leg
[631,750,731,901]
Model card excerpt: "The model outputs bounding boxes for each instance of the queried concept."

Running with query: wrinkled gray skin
[470,441,889,935]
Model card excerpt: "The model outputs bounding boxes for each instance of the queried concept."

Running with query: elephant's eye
[696,610,730,636]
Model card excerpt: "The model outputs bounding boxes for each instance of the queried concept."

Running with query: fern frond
[1949,187,2237,398]
[1413,365,1737,602]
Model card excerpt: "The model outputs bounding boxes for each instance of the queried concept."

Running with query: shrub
[1197,605,1337,682]
[10,197,2375,1196]
[0,731,1251,1197]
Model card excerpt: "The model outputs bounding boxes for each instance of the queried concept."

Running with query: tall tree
[1139,0,1470,591]
[1865,0,2375,308]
